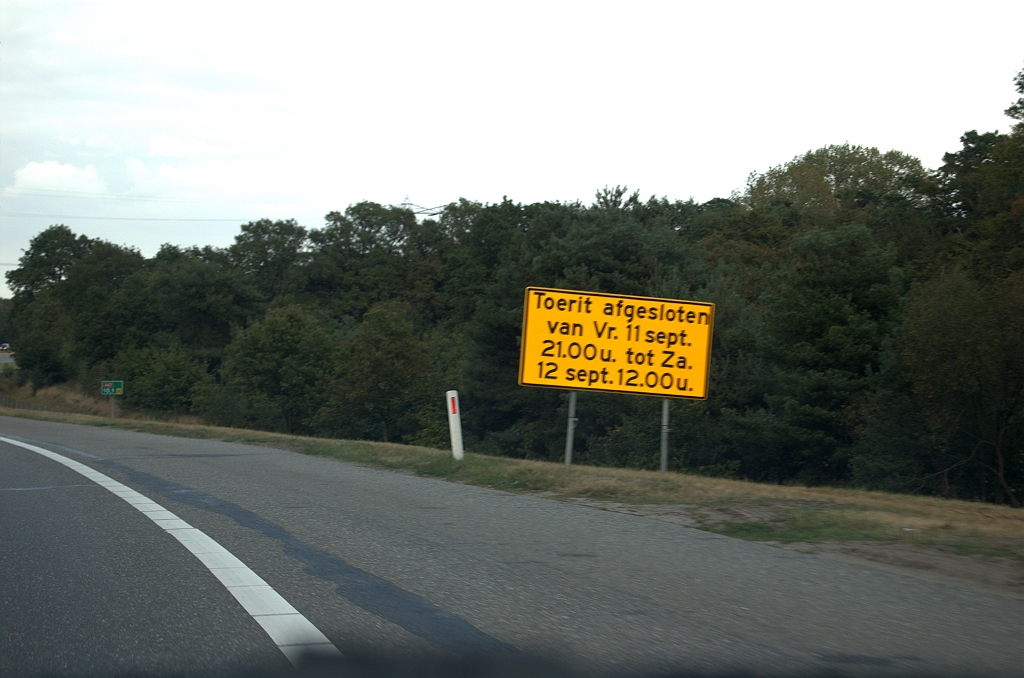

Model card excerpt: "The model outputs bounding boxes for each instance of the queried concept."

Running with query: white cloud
[122,156,313,207]
[10,161,106,193]
[123,157,152,183]
[147,136,231,159]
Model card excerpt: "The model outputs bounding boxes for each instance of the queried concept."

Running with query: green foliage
[3,225,98,388]
[321,300,433,443]
[223,305,331,433]
[744,144,927,226]
[229,219,309,300]
[1005,65,1024,134]
[305,203,430,320]
[57,241,146,366]
[403,326,469,448]
[4,225,94,297]
[5,290,75,390]
[897,270,1024,506]
[119,245,261,352]
[0,298,11,344]
[114,344,211,419]
[934,130,1024,278]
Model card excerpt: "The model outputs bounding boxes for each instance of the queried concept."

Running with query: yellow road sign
[518,287,715,399]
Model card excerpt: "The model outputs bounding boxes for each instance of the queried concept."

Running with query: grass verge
[2,406,1022,560]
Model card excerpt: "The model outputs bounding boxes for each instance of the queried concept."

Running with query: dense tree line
[5,72,1023,505]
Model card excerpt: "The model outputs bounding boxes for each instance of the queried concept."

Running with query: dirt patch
[564,498,1024,600]
[564,498,827,529]
[696,503,786,526]
[565,498,702,527]
[251,439,307,453]
[770,541,1023,601]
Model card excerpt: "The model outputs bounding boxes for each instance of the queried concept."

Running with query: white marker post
[446,390,464,460]
[564,391,578,467]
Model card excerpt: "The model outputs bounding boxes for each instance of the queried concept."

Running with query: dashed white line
[0,435,343,666]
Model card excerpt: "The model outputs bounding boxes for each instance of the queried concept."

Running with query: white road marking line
[151,517,194,530]
[0,484,93,491]
[0,435,343,665]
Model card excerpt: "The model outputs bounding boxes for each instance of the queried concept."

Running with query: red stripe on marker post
[451,397,457,415]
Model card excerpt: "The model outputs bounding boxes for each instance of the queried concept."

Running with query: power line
[4,187,357,210]
[3,187,290,205]
[398,200,446,217]
[0,211,248,222]
[5,188,208,203]
[5,189,448,216]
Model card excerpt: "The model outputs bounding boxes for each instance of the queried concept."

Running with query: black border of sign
[517,286,715,400]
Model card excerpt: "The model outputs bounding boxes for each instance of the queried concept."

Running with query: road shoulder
[564,497,1024,601]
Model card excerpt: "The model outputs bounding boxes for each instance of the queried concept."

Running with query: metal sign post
[564,391,578,467]
[660,398,670,473]
[100,381,124,421]
[446,390,464,460]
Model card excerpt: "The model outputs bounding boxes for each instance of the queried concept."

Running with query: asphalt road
[1,415,1021,677]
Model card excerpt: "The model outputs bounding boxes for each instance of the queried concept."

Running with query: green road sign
[101,380,124,396]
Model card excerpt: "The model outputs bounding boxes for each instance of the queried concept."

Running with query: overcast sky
[2,1,1022,296]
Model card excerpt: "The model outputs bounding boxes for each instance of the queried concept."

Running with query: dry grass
[0,378,202,422]
[2,404,1021,559]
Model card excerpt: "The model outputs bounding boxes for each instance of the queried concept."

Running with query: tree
[899,270,1024,506]
[228,219,309,300]
[743,223,904,483]
[115,345,211,420]
[0,298,11,345]
[4,290,75,390]
[117,245,262,352]
[56,241,146,366]
[223,305,330,434]
[934,130,1024,279]
[5,225,93,297]
[744,145,927,227]
[306,203,420,319]
[1005,65,1024,135]
[329,301,431,442]
[4,225,95,386]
